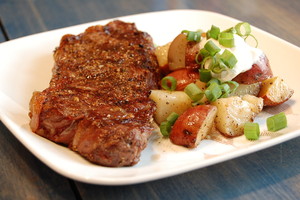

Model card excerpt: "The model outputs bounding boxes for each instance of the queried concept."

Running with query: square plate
[0,9,299,185]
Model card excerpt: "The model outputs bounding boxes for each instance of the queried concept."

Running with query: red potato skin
[233,54,273,84]
[169,105,216,148]
[159,41,200,76]
[163,68,200,91]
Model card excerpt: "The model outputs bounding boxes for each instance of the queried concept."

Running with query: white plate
[0,9,299,185]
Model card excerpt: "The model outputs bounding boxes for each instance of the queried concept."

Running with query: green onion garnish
[190,31,202,42]
[161,76,177,91]
[204,40,221,56]
[206,78,221,87]
[205,82,222,102]
[235,22,251,37]
[184,83,204,102]
[267,112,287,132]
[182,30,202,42]
[200,48,210,58]
[219,32,235,48]
[199,68,212,83]
[222,27,237,34]
[211,62,226,73]
[200,56,215,69]
[220,49,238,69]
[166,112,179,125]
[220,83,230,98]
[159,112,179,137]
[244,122,260,140]
[160,121,172,137]
[244,34,259,48]
[207,25,220,40]
[225,80,239,93]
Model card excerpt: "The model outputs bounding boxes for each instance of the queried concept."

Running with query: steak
[29,20,160,167]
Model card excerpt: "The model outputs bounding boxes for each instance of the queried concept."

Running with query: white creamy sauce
[199,35,264,82]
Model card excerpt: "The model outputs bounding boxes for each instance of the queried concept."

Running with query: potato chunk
[212,95,263,137]
[155,42,170,67]
[229,82,261,97]
[168,33,188,71]
[149,90,192,124]
[258,76,294,106]
[170,105,217,148]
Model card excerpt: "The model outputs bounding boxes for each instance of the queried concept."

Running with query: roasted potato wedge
[258,76,294,106]
[170,105,217,148]
[168,33,188,71]
[233,54,273,84]
[212,95,263,137]
[149,90,192,124]
[230,82,262,97]
[155,42,171,68]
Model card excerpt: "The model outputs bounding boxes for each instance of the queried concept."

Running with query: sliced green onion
[186,31,202,42]
[245,34,259,48]
[207,25,220,40]
[219,32,235,48]
[204,40,221,56]
[184,83,204,102]
[235,22,251,37]
[244,122,260,140]
[166,112,179,125]
[222,27,237,34]
[161,76,177,91]
[199,68,212,83]
[205,82,222,102]
[211,62,226,73]
[160,121,172,137]
[160,112,179,137]
[220,83,230,98]
[206,78,221,87]
[225,80,239,93]
[200,48,210,58]
[267,112,287,132]
[200,56,215,69]
[196,48,210,65]
[220,49,238,69]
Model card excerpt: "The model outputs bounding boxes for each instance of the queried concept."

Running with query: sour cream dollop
[199,34,264,82]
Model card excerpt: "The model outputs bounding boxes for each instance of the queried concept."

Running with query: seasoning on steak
[28,20,160,167]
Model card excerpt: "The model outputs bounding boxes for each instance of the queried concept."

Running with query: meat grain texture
[29,20,160,167]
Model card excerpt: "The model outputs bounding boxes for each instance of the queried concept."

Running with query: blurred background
[0,0,299,46]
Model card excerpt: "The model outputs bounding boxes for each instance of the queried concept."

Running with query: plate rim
[0,9,300,185]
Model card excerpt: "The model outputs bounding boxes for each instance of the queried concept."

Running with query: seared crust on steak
[29,20,160,167]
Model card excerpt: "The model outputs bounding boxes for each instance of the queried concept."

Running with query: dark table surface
[1,0,300,199]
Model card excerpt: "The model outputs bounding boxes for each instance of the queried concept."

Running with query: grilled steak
[29,20,160,167]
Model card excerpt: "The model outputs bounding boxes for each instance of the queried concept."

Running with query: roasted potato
[233,54,273,84]
[258,76,294,106]
[230,82,262,97]
[169,105,217,148]
[163,68,200,91]
[168,33,188,71]
[212,95,263,137]
[149,90,192,124]
[155,42,170,68]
